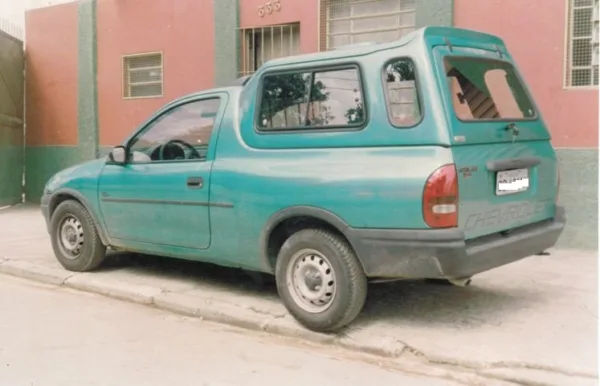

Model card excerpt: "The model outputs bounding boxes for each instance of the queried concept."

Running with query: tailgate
[433,46,559,239]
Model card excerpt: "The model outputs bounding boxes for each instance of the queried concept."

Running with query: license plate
[496,168,529,196]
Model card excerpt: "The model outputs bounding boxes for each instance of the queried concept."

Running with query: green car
[41,26,565,332]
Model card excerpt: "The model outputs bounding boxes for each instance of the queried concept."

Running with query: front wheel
[275,229,367,332]
[50,200,106,272]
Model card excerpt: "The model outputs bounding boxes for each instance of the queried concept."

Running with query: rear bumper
[347,206,566,279]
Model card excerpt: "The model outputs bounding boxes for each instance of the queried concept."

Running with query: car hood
[44,157,108,194]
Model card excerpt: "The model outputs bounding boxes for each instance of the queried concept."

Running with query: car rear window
[444,57,536,121]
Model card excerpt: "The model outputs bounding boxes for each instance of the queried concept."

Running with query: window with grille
[238,23,300,77]
[123,52,164,99]
[320,0,416,51]
[565,0,599,87]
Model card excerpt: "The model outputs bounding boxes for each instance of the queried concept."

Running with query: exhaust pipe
[447,277,472,287]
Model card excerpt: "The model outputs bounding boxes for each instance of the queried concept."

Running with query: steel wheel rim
[58,215,85,260]
[286,248,337,314]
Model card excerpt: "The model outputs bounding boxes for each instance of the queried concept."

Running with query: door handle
[187,176,203,189]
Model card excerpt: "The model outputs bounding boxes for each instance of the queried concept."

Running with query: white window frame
[122,51,164,99]
[564,0,599,89]
[322,0,416,51]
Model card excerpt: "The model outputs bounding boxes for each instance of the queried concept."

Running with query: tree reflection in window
[258,67,366,130]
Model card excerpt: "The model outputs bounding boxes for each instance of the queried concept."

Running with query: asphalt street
[0,275,456,386]
[0,205,596,385]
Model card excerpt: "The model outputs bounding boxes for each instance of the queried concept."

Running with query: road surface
[0,275,456,386]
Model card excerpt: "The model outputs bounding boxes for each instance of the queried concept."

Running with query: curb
[0,260,400,355]
[0,258,597,386]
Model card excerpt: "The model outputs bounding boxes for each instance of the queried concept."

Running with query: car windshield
[443,56,536,121]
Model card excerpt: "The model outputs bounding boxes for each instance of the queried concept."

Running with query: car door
[97,94,227,249]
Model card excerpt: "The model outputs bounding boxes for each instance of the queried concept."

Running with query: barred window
[238,24,300,77]
[123,52,164,98]
[320,0,416,51]
[565,0,599,87]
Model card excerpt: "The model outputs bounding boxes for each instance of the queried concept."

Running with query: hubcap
[286,249,336,313]
[58,216,84,259]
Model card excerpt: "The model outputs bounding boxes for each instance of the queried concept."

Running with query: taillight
[423,164,458,228]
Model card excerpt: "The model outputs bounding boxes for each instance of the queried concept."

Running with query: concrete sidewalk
[0,204,597,386]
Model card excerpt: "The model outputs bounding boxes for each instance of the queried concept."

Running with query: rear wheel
[50,200,106,272]
[275,229,367,332]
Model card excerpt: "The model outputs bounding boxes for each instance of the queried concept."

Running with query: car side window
[258,72,311,130]
[383,59,421,127]
[308,68,365,127]
[128,98,221,163]
[257,66,366,131]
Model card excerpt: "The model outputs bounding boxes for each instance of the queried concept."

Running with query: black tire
[275,229,367,333]
[50,200,106,272]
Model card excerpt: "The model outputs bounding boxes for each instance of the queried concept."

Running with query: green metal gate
[0,21,24,207]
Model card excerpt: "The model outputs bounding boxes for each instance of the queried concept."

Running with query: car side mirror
[108,146,127,165]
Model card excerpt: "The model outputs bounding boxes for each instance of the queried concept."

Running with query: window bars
[320,0,416,51]
[238,23,301,77]
[566,0,599,87]
[123,52,164,99]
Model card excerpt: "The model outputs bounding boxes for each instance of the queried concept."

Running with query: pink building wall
[97,0,216,147]
[26,0,597,150]
[454,0,598,148]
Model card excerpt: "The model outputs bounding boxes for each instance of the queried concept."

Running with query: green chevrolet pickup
[41,26,565,332]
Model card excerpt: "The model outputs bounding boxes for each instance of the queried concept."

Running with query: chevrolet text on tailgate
[41,27,566,332]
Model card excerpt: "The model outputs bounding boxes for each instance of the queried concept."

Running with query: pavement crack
[486,361,598,379]
[393,344,597,381]
[246,306,286,318]
[395,340,428,360]
[59,274,75,285]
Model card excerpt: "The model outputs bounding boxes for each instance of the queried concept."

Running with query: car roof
[170,27,506,103]
[230,75,252,86]
[262,26,506,69]
[165,86,242,106]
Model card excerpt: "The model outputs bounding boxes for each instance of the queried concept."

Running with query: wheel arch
[259,206,363,273]
[48,188,110,246]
